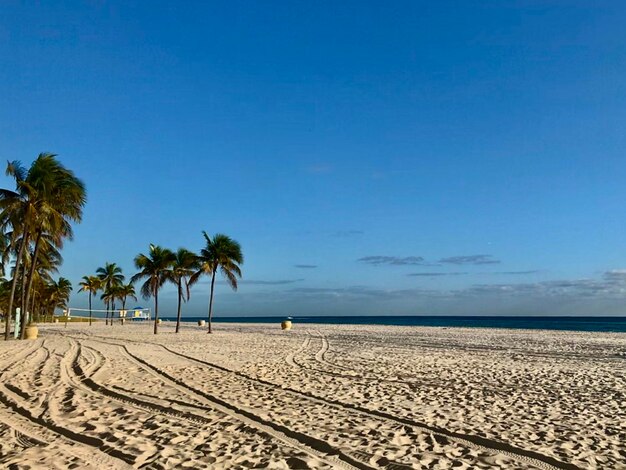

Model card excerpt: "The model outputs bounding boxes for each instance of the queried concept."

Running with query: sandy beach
[0,322,624,469]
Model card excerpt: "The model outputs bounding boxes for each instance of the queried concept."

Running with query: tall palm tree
[100,288,114,322]
[21,155,84,337]
[117,282,137,323]
[190,232,243,334]
[3,232,56,319]
[169,248,199,333]
[78,275,101,326]
[24,239,61,322]
[1,160,33,339]
[23,233,62,317]
[131,244,175,334]
[96,262,124,325]
[0,155,85,339]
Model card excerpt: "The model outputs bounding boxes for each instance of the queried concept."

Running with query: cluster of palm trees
[0,153,244,340]
[84,232,243,335]
[78,263,137,327]
[0,154,86,340]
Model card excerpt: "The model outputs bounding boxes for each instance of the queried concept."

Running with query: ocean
[160,315,626,333]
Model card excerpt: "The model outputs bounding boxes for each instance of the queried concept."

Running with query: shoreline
[153,315,626,333]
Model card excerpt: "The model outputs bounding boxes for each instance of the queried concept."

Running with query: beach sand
[0,322,624,469]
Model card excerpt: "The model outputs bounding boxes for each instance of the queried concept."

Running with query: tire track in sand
[0,339,133,469]
[159,340,580,470]
[64,332,581,470]
[291,331,412,386]
[285,334,311,368]
[73,338,365,470]
[314,331,351,371]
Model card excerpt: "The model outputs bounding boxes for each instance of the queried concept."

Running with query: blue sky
[2,1,626,316]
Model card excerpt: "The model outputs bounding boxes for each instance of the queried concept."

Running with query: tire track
[0,340,44,382]
[285,334,311,368]
[343,334,620,362]
[0,340,134,469]
[0,406,101,469]
[72,339,363,470]
[63,332,581,470]
[314,331,351,371]
[290,331,412,385]
[156,342,579,470]
[60,340,164,468]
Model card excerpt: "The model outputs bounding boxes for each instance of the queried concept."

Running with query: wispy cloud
[294,264,318,269]
[287,285,444,301]
[359,254,503,267]
[460,270,626,298]
[284,269,626,301]
[602,269,626,281]
[358,255,429,266]
[491,270,541,275]
[189,269,626,316]
[439,255,500,265]
[408,272,467,277]
[214,279,305,286]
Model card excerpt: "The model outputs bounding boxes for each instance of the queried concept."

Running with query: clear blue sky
[2,1,626,316]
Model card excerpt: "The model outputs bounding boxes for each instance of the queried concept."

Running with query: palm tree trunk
[111,300,116,325]
[176,280,182,333]
[153,287,159,335]
[105,300,109,326]
[28,290,38,323]
[19,270,28,337]
[88,292,92,326]
[4,229,29,340]
[121,298,126,325]
[21,231,43,339]
[207,270,216,334]
[19,258,30,335]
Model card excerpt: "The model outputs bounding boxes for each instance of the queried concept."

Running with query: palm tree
[23,233,62,318]
[0,277,10,323]
[102,284,123,323]
[0,155,85,339]
[55,278,73,308]
[21,155,84,337]
[44,277,72,322]
[0,231,9,278]
[131,244,175,334]
[96,262,124,325]
[0,160,33,339]
[117,283,137,323]
[100,288,114,322]
[169,248,199,333]
[24,239,61,322]
[191,232,243,334]
[78,276,101,326]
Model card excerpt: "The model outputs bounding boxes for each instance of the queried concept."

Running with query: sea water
[160,315,626,333]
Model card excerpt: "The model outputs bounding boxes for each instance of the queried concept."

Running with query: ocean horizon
[159,315,626,333]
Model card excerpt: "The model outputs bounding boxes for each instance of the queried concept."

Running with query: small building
[119,307,150,320]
